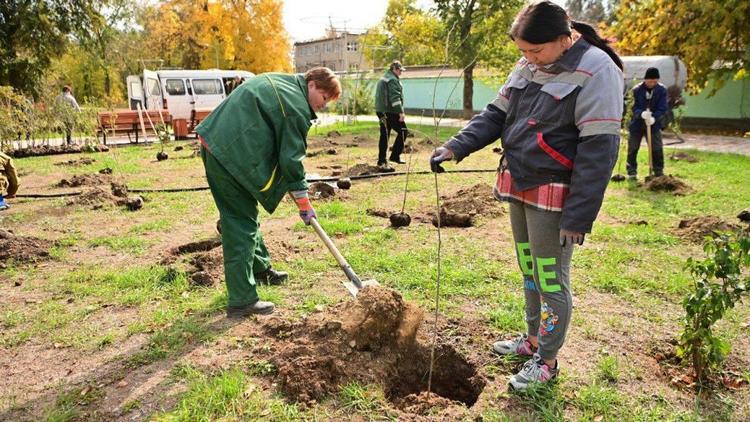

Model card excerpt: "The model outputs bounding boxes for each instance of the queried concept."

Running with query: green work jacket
[196,73,315,214]
[374,69,404,114]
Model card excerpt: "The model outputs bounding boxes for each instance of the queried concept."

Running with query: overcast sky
[282,0,567,43]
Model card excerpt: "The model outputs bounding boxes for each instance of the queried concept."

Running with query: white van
[126,69,255,120]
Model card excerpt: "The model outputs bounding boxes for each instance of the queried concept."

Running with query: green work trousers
[201,148,271,307]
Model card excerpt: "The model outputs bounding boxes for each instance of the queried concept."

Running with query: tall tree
[362,0,444,69]
[612,0,749,93]
[566,0,606,23]
[434,0,523,119]
[0,0,98,98]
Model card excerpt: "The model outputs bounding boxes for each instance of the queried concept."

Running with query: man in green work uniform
[196,67,341,318]
[0,151,19,211]
[374,60,408,168]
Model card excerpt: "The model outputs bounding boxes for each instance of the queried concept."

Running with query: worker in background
[0,151,19,211]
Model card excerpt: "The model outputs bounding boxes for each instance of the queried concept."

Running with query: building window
[349,63,359,71]
[325,43,332,53]
[346,42,358,52]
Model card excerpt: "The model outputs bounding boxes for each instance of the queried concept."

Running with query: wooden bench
[97,109,173,144]
[189,109,213,134]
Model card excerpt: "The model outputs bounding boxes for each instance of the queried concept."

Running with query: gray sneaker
[509,354,558,391]
[492,333,537,356]
[226,300,275,318]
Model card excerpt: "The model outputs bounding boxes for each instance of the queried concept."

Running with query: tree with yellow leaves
[141,0,291,72]
[612,0,749,93]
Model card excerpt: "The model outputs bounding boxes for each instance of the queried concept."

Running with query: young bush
[677,230,750,382]
[332,74,374,116]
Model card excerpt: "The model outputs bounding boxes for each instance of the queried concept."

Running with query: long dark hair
[509,1,623,70]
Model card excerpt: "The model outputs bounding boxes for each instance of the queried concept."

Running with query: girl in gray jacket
[430,1,623,391]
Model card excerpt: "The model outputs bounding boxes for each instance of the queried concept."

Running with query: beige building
[293,32,371,73]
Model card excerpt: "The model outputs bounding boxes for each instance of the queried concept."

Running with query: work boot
[389,156,407,165]
[377,162,395,172]
[254,267,288,286]
[226,300,275,318]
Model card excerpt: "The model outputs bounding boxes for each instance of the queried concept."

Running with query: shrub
[677,230,750,381]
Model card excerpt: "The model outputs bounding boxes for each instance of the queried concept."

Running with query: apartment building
[293,32,371,73]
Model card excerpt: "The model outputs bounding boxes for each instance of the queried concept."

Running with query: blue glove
[0,195,8,211]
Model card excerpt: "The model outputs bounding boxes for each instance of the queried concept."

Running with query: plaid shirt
[493,169,569,212]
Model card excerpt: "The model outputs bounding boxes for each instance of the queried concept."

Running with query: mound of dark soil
[347,163,394,176]
[309,182,336,199]
[169,239,222,256]
[644,175,690,195]
[441,184,504,217]
[9,144,109,158]
[676,216,742,243]
[65,187,143,212]
[0,230,52,264]
[428,184,504,227]
[366,208,391,218]
[669,152,699,163]
[55,157,96,166]
[268,285,485,412]
[110,182,128,198]
[57,173,112,188]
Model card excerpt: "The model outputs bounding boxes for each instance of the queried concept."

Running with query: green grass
[4,125,750,419]
[154,366,305,421]
[88,235,150,255]
[338,382,387,415]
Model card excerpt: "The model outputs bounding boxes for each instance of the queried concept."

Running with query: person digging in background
[430,1,623,391]
[196,67,341,318]
[0,151,19,211]
[626,67,668,180]
[374,60,408,169]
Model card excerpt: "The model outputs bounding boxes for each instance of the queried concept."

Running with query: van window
[145,78,160,96]
[192,79,223,95]
[129,81,143,98]
[165,79,186,96]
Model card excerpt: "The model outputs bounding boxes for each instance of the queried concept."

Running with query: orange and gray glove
[291,190,316,225]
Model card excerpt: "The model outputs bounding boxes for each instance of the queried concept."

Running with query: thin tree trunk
[462,62,475,120]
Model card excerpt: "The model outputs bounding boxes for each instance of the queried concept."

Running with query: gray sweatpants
[509,202,574,361]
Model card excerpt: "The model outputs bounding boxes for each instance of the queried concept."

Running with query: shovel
[309,217,378,297]
[645,109,654,177]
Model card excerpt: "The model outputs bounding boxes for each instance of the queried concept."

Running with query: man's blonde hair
[304,67,341,100]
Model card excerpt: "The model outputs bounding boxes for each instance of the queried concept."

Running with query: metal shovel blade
[343,279,379,297]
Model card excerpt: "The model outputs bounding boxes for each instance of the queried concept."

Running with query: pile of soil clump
[676,216,742,243]
[9,144,109,158]
[57,173,112,188]
[0,230,53,264]
[644,175,690,195]
[66,184,144,211]
[55,157,96,166]
[267,285,485,414]
[366,208,391,218]
[430,184,504,227]
[347,163,394,176]
[309,182,336,199]
[669,152,699,163]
